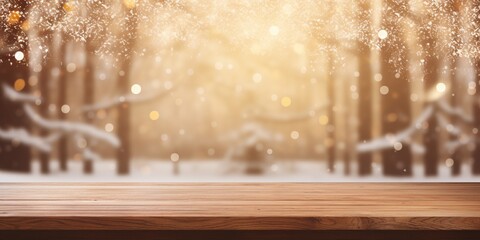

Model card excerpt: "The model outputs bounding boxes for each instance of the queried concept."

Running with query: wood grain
[0,183,479,230]
[2,230,480,240]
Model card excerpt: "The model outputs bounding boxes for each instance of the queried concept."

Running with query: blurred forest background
[1,0,480,179]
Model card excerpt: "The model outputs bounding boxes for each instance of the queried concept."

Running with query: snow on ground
[1,159,479,182]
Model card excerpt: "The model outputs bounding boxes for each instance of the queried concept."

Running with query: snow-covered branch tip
[83,148,104,162]
[72,135,108,162]
[1,84,120,147]
[23,105,120,147]
[2,84,39,103]
[446,137,471,154]
[436,99,474,123]
[0,128,59,152]
[357,105,435,153]
[253,102,330,123]
[436,113,462,136]
[222,122,284,143]
[82,84,180,112]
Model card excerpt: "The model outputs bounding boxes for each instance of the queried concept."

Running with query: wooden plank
[1,230,479,240]
[0,183,479,230]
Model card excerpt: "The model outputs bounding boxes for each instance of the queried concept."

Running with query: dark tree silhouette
[57,38,69,171]
[474,62,480,174]
[38,36,54,174]
[0,1,31,172]
[326,52,336,173]
[420,10,440,176]
[447,0,463,176]
[53,0,69,172]
[357,0,373,176]
[380,0,412,176]
[83,41,96,174]
[38,0,68,174]
[117,3,139,174]
[472,0,480,175]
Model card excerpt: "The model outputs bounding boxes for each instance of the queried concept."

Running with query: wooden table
[0,183,479,239]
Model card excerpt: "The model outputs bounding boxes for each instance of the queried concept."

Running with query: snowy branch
[23,105,120,147]
[252,102,329,123]
[0,128,59,152]
[2,83,39,103]
[357,99,474,153]
[72,135,107,162]
[357,105,434,153]
[222,122,284,144]
[437,113,462,136]
[2,84,120,147]
[410,143,426,155]
[82,84,179,112]
[446,137,471,154]
[221,122,283,161]
[436,99,473,123]
[83,148,104,162]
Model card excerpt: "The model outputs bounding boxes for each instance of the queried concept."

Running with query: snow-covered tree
[223,122,283,174]
[0,0,31,172]
[1,0,480,179]
[473,0,480,175]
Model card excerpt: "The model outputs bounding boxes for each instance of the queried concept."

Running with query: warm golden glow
[387,113,398,122]
[379,86,389,95]
[170,153,180,162]
[131,84,142,95]
[21,20,29,31]
[149,111,160,121]
[123,0,136,9]
[436,82,446,93]
[281,97,292,107]
[445,158,454,168]
[290,131,300,140]
[14,51,24,61]
[63,1,75,12]
[318,115,329,125]
[104,123,114,132]
[61,104,71,114]
[378,29,388,40]
[5,0,478,179]
[393,142,403,151]
[269,25,280,36]
[14,78,26,91]
[7,10,21,25]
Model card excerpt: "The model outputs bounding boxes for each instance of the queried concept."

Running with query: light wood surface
[0,183,479,230]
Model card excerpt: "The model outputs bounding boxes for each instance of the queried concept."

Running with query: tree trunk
[83,42,95,174]
[380,0,412,176]
[357,0,373,176]
[326,52,335,173]
[38,34,54,174]
[344,103,352,175]
[472,2,480,175]
[0,2,31,172]
[449,0,462,176]
[420,20,440,176]
[57,39,68,171]
[117,4,138,175]
[474,58,480,174]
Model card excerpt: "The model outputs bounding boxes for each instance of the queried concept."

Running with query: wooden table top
[0,183,479,230]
